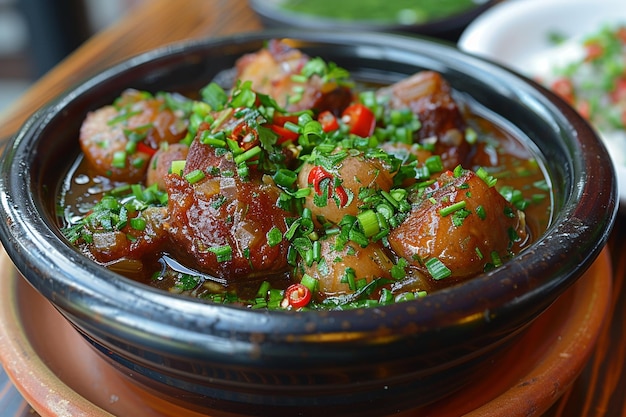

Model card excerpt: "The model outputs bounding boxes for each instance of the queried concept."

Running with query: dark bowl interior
[248,0,502,41]
[0,30,617,416]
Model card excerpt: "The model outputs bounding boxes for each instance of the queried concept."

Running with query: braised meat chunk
[377,71,470,170]
[389,169,527,281]
[236,39,353,114]
[80,89,188,182]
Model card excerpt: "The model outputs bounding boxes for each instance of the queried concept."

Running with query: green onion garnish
[357,210,380,238]
[170,160,186,175]
[266,226,283,247]
[112,151,126,168]
[476,167,497,187]
[233,146,261,165]
[425,155,443,174]
[130,217,146,231]
[439,200,467,217]
[425,257,451,280]
[184,169,206,184]
[208,245,232,262]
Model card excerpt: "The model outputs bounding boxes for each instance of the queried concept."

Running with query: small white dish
[458,0,626,208]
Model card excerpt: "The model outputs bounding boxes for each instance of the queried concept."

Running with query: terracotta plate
[0,247,612,416]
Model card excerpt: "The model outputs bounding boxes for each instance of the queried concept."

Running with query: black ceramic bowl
[0,30,617,416]
[249,0,501,41]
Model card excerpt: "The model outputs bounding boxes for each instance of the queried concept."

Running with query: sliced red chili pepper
[283,283,311,309]
[333,185,349,208]
[318,110,339,132]
[136,141,157,157]
[270,124,299,144]
[308,166,334,195]
[269,114,300,144]
[272,114,300,126]
[232,122,259,150]
[307,166,349,207]
[341,103,376,137]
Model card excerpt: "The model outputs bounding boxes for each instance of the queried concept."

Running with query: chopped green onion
[200,130,226,147]
[131,157,145,168]
[283,121,300,134]
[379,288,394,304]
[130,217,146,231]
[256,280,271,298]
[234,146,262,164]
[425,155,443,174]
[300,274,319,292]
[273,169,297,188]
[357,210,380,238]
[107,109,141,126]
[425,257,451,280]
[465,127,478,144]
[490,251,503,268]
[475,205,486,220]
[112,151,126,168]
[476,167,497,187]
[208,245,232,262]
[170,160,186,175]
[343,267,357,290]
[129,184,143,201]
[184,169,206,184]
[439,200,467,217]
[266,226,283,247]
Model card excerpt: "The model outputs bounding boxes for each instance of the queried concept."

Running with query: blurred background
[0,0,143,114]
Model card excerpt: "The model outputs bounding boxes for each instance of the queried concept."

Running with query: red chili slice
[270,114,300,144]
[318,110,339,132]
[341,103,376,137]
[333,185,349,208]
[307,166,334,195]
[231,121,259,150]
[284,283,311,309]
[270,124,299,144]
[307,165,349,207]
[136,141,157,157]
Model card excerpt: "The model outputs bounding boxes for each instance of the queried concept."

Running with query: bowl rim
[0,29,617,350]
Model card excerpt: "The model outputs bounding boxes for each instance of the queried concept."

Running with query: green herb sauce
[277,0,483,25]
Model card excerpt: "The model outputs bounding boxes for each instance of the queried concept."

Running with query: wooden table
[1,0,624,415]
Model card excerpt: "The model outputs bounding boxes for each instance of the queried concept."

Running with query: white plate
[458,0,626,208]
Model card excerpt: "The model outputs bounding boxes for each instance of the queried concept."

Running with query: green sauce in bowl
[276,0,484,25]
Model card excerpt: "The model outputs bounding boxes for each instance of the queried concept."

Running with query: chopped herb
[208,245,233,262]
[439,200,467,217]
[475,205,486,220]
[425,257,451,280]
[130,217,146,231]
[111,151,126,169]
[266,226,283,247]
[476,167,497,187]
[184,169,206,184]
